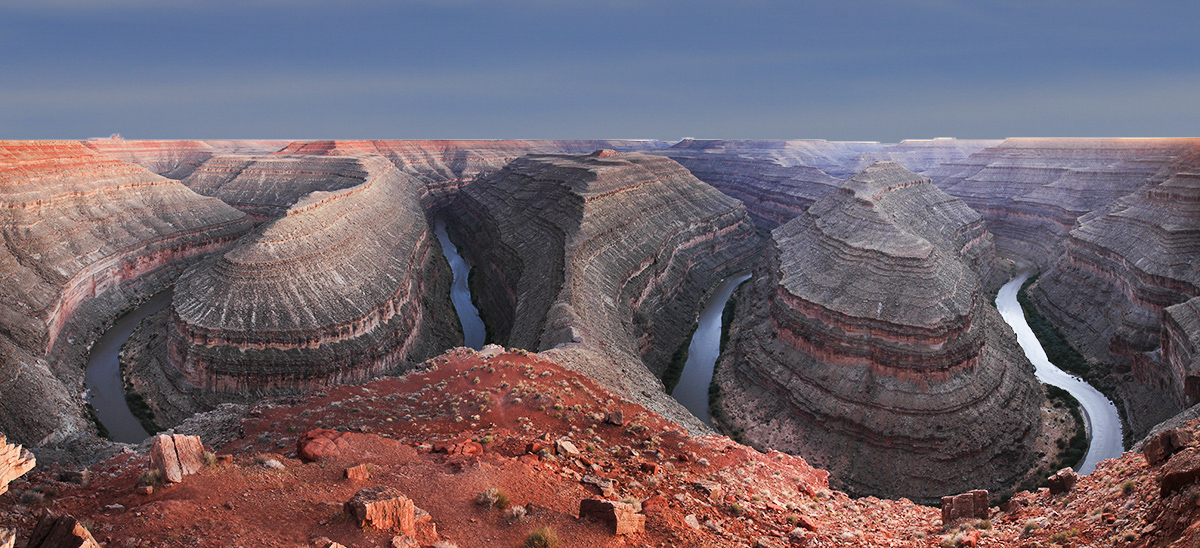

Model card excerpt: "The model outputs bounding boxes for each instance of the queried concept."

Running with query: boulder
[1160,447,1200,497]
[1146,428,1196,466]
[579,498,645,535]
[0,434,35,495]
[345,486,416,535]
[941,490,989,524]
[150,434,206,483]
[1048,468,1079,495]
[694,480,723,501]
[298,429,348,462]
[0,529,13,548]
[344,464,371,482]
[27,511,100,548]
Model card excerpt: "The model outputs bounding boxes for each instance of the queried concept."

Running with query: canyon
[0,136,1199,546]
[712,162,1042,503]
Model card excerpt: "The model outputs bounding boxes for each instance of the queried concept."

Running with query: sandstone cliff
[927,138,1195,267]
[181,154,375,221]
[83,139,288,180]
[168,154,459,393]
[0,141,253,446]
[275,140,669,208]
[715,162,1041,503]
[1029,148,1200,436]
[450,151,759,432]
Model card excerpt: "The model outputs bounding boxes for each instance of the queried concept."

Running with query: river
[84,288,173,444]
[671,273,752,425]
[995,271,1123,474]
[434,218,486,350]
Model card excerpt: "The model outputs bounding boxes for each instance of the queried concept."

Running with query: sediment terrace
[450,150,760,431]
[715,162,1042,503]
[927,138,1196,267]
[1029,146,1200,436]
[0,141,253,446]
[168,154,459,393]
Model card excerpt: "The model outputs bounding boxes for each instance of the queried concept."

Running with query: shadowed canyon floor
[2,138,1200,547]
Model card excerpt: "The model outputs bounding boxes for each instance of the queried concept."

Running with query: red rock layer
[716,163,1041,504]
[82,139,288,180]
[1029,149,1200,434]
[275,139,669,208]
[181,155,373,221]
[168,155,459,392]
[928,138,1197,267]
[450,151,760,432]
[0,140,253,445]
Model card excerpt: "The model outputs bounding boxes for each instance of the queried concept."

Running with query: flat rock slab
[150,434,205,484]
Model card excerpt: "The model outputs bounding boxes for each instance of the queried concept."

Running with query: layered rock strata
[666,139,884,175]
[835,138,1001,178]
[181,154,374,221]
[450,151,759,431]
[927,138,1196,266]
[83,139,287,179]
[0,141,253,445]
[715,162,1042,503]
[1029,154,1200,434]
[168,154,459,392]
[276,140,669,209]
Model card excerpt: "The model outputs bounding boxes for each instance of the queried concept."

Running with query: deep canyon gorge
[2,137,1200,547]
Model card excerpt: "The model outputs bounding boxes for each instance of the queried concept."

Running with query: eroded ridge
[182,154,374,221]
[83,139,288,179]
[716,162,1042,503]
[927,138,1197,267]
[0,140,253,445]
[450,150,760,432]
[169,155,459,392]
[1030,146,1200,435]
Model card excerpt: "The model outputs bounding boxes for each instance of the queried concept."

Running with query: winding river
[671,273,752,425]
[995,271,1123,474]
[434,218,486,350]
[84,288,173,444]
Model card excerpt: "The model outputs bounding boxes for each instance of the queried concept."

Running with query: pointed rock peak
[842,161,929,202]
[589,149,620,158]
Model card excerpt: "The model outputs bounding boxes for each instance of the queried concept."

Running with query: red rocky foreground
[1,347,1199,547]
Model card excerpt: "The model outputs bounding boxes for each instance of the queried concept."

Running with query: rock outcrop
[275,140,669,209]
[927,138,1196,267]
[0,434,35,495]
[168,154,459,392]
[27,512,100,548]
[715,162,1041,503]
[181,154,375,221]
[0,141,253,446]
[450,151,759,431]
[83,139,288,179]
[1028,149,1200,435]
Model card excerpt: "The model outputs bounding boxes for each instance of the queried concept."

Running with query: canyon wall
[1029,147,1200,436]
[834,138,1001,178]
[181,154,374,221]
[927,139,1195,267]
[83,139,288,179]
[168,154,459,393]
[275,140,669,209]
[715,162,1041,503]
[665,139,884,175]
[0,141,253,446]
[450,150,760,431]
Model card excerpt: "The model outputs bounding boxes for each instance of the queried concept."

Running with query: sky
[1,1,1198,141]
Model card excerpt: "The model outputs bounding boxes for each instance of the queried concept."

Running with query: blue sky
[2,1,1197,141]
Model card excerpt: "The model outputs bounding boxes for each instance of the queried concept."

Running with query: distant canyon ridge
[1,137,1197,504]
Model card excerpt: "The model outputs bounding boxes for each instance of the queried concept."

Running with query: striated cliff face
[927,138,1196,267]
[1029,149,1200,435]
[0,141,253,445]
[276,139,669,209]
[715,162,1041,503]
[83,139,288,180]
[834,138,1001,178]
[450,151,760,431]
[666,139,884,175]
[168,154,459,393]
[181,154,374,221]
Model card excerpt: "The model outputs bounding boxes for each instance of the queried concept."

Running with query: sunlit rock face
[83,139,288,179]
[169,154,459,393]
[1029,145,1200,435]
[716,162,1041,504]
[927,138,1196,267]
[0,141,253,445]
[450,150,760,432]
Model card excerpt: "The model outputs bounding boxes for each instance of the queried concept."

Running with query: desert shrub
[524,526,560,548]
